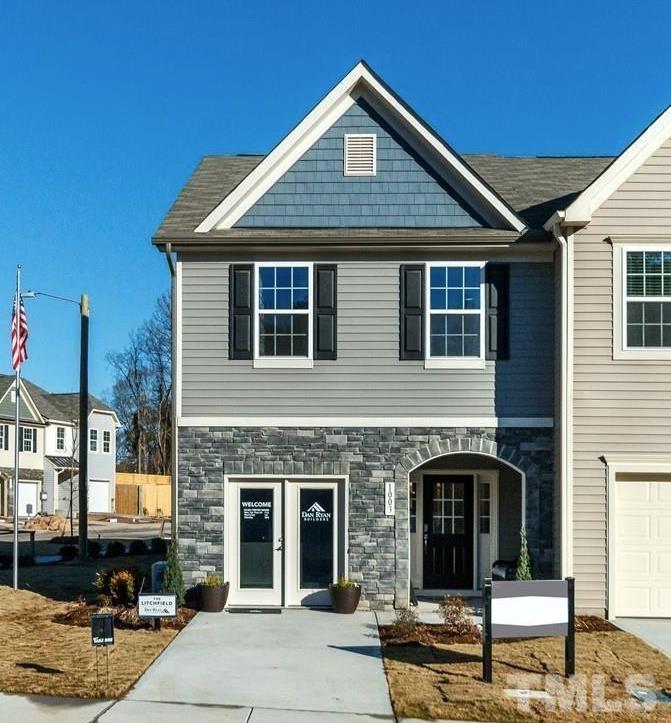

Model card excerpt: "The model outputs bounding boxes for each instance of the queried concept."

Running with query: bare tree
[106,293,172,474]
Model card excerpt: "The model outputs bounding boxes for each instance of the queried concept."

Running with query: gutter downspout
[164,243,178,542]
[549,215,573,578]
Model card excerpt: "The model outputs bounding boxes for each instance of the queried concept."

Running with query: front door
[228,481,283,606]
[423,475,474,589]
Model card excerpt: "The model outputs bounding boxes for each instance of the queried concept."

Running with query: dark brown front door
[423,475,473,589]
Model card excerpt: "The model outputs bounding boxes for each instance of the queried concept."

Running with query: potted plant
[329,576,361,613]
[199,573,229,612]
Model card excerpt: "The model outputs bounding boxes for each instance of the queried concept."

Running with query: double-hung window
[89,429,98,453]
[21,426,36,453]
[56,426,65,451]
[624,249,671,349]
[102,430,111,454]
[426,262,485,368]
[255,263,312,367]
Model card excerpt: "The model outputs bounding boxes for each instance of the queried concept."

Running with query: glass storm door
[423,475,474,589]
[229,481,283,606]
[285,482,338,606]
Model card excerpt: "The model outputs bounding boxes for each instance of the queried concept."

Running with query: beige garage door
[614,476,671,617]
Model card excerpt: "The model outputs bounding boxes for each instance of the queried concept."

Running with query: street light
[26,290,90,560]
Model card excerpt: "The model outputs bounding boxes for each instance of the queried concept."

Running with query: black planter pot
[329,584,361,613]
[199,582,229,612]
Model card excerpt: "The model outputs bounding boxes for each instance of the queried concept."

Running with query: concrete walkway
[616,618,671,658]
[115,608,394,721]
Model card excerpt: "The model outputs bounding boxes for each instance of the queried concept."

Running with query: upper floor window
[20,426,36,453]
[0,424,7,451]
[89,428,98,453]
[102,430,111,454]
[426,262,485,366]
[255,264,312,363]
[56,426,65,451]
[625,250,671,348]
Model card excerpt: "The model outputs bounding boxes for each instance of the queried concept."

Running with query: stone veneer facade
[177,426,554,609]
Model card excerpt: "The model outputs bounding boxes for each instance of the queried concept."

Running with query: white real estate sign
[138,594,176,618]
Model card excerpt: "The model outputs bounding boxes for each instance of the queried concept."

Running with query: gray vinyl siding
[572,136,671,614]
[180,255,553,418]
[235,99,483,228]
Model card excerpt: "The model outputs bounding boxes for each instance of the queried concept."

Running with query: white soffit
[563,104,671,226]
[194,62,527,233]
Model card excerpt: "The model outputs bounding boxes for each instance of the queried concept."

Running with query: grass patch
[380,619,671,721]
[0,585,189,699]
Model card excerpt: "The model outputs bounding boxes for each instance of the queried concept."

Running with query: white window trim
[253,261,314,369]
[89,428,99,453]
[21,426,36,453]
[56,426,66,452]
[343,133,377,176]
[424,261,486,370]
[102,430,112,454]
[613,242,671,360]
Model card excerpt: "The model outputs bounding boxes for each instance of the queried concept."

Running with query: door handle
[423,533,428,552]
[275,537,283,551]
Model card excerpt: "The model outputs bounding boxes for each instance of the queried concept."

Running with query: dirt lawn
[382,625,671,722]
[0,586,178,699]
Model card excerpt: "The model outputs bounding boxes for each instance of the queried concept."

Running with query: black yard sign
[91,612,114,647]
[482,577,575,682]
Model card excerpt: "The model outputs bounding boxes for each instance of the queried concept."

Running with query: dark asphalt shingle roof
[0,374,113,423]
[153,153,613,239]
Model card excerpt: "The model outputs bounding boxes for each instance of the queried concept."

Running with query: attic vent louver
[344,133,376,176]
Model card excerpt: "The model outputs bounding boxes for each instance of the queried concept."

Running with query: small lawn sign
[138,593,177,630]
[482,577,575,682]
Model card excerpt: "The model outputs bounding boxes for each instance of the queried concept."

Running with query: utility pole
[78,294,89,560]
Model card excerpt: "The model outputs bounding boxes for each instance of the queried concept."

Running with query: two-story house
[0,374,119,517]
[154,61,670,615]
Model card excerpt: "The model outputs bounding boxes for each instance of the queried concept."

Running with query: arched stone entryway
[392,433,541,607]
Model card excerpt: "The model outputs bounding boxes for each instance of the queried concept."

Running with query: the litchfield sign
[301,501,332,523]
[138,593,177,618]
[483,578,575,682]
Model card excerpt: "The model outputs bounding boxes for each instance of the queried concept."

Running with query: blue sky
[1,1,669,397]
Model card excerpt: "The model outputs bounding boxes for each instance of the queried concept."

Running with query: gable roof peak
[193,62,527,235]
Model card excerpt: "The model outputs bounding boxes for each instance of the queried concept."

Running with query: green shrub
[515,526,533,581]
[59,544,78,561]
[105,540,126,558]
[150,537,168,554]
[330,576,357,589]
[88,540,102,559]
[202,572,224,587]
[162,540,185,606]
[93,567,141,606]
[129,539,148,556]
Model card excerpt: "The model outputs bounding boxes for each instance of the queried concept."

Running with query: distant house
[0,374,120,517]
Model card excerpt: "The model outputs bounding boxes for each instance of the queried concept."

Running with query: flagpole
[13,265,21,591]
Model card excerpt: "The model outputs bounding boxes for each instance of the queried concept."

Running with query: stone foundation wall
[177,426,554,609]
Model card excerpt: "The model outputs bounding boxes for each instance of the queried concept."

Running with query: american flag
[11,298,28,370]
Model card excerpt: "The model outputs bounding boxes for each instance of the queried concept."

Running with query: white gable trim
[195,62,526,233]
[562,104,671,226]
[0,379,46,424]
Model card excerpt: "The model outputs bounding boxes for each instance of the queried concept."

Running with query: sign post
[482,577,575,683]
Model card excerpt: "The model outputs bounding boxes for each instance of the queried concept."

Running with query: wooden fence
[115,473,171,517]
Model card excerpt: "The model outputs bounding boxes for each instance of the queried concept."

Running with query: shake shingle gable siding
[234,100,485,229]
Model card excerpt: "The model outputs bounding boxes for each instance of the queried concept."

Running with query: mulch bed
[380,615,617,647]
[53,600,197,630]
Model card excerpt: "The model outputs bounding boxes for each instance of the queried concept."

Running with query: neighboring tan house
[546,105,671,619]
[153,60,668,613]
[0,375,119,517]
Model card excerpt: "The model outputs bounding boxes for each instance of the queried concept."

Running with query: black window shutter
[3,425,7,450]
[400,264,425,360]
[32,429,37,453]
[314,264,337,360]
[229,264,254,360]
[485,263,510,360]
[18,427,23,450]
